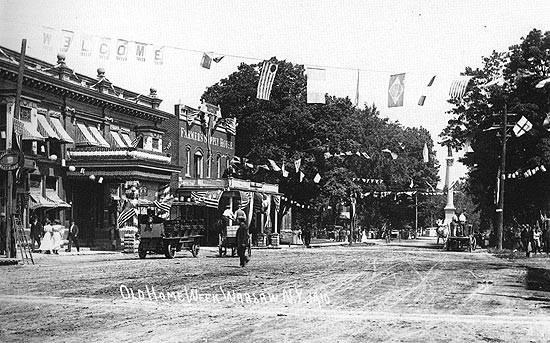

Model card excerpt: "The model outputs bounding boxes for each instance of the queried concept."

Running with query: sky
[1,0,550,187]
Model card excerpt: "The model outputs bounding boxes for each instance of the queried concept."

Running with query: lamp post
[495,104,508,251]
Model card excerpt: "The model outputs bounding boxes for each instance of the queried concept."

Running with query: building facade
[0,46,179,246]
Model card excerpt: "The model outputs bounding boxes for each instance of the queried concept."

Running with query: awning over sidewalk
[29,189,56,210]
[22,121,45,141]
[110,130,127,148]
[50,117,75,144]
[36,114,59,140]
[46,189,71,209]
[88,126,111,148]
[76,123,100,146]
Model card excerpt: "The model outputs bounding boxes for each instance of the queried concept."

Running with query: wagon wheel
[191,243,200,257]
[231,247,236,257]
[164,243,176,259]
[138,242,147,259]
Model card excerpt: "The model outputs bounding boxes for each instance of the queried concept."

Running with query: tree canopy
[442,28,550,232]
[203,58,440,229]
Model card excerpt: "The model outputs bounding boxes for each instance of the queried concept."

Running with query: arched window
[194,150,203,178]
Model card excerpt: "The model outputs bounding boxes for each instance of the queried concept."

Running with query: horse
[436,225,449,245]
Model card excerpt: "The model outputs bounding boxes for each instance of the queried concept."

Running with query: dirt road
[1,238,549,342]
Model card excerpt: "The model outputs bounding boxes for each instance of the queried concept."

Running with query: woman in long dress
[39,220,53,254]
[361,229,368,243]
[51,220,62,254]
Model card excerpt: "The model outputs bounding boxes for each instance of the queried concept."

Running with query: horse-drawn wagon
[438,223,476,252]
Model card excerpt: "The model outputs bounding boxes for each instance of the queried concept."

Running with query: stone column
[444,146,455,225]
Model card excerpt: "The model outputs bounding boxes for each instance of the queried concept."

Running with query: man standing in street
[30,217,42,251]
[65,220,80,253]
[236,217,250,267]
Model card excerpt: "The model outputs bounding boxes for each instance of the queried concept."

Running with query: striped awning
[22,121,45,141]
[76,123,100,146]
[50,117,75,144]
[110,131,127,148]
[29,189,56,210]
[88,126,111,148]
[46,189,71,209]
[120,132,133,146]
[36,114,59,140]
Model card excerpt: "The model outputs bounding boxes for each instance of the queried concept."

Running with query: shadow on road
[525,267,550,292]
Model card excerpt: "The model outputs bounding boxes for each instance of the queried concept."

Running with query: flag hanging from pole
[306,67,326,104]
[513,116,533,137]
[388,73,405,107]
[257,61,278,100]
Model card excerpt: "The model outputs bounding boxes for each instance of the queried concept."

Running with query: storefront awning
[76,123,100,146]
[22,121,45,141]
[88,126,111,148]
[29,189,56,210]
[110,131,127,148]
[50,117,75,144]
[46,189,71,209]
[120,132,133,146]
[37,114,59,140]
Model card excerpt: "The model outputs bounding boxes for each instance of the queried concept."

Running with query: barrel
[269,233,280,247]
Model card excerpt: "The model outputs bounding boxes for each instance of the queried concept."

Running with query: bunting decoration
[382,148,398,160]
[313,173,321,183]
[268,159,281,172]
[352,178,384,184]
[536,77,550,88]
[325,151,370,159]
[449,76,472,99]
[388,73,405,107]
[190,190,223,208]
[299,171,305,182]
[200,52,212,69]
[513,116,533,137]
[505,164,547,179]
[418,75,436,106]
[306,67,326,104]
[282,162,289,178]
[294,158,301,173]
[257,61,278,100]
[224,117,237,135]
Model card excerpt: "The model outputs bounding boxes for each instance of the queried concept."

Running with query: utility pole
[495,104,508,251]
[6,39,26,258]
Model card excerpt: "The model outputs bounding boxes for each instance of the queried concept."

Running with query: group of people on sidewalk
[31,218,80,254]
[515,223,550,257]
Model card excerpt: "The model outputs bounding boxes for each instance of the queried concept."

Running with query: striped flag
[117,208,136,228]
[449,76,472,99]
[190,190,223,209]
[257,61,278,100]
[225,117,237,135]
[131,135,143,148]
[153,199,172,213]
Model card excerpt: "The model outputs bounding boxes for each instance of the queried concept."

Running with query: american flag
[131,135,143,148]
[117,208,136,228]
[191,190,223,209]
[225,117,237,136]
[256,61,278,100]
[238,191,252,209]
[449,76,473,99]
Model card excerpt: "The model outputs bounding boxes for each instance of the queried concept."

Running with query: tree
[203,58,440,230]
[442,29,550,247]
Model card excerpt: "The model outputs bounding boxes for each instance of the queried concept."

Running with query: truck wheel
[191,243,200,257]
[164,243,176,259]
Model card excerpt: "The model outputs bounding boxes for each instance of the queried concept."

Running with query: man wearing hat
[0,212,6,255]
